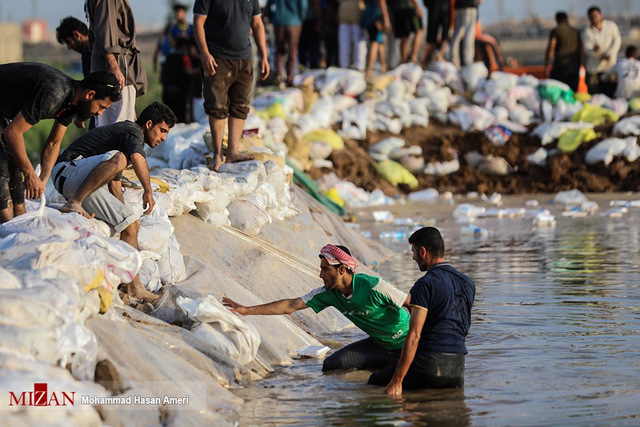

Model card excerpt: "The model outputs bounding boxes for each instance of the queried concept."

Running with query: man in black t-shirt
[52,102,176,301]
[0,63,121,223]
[368,226,476,395]
[544,12,583,92]
[193,0,270,171]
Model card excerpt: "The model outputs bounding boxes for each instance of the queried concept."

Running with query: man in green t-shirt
[222,244,410,371]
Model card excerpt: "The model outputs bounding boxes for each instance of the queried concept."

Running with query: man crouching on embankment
[52,102,176,302]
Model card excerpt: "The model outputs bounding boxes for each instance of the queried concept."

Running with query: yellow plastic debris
[303,129,345,150]
[571,104,619,126]
[374,160,419,188]
[83,270,113,314]
[557,127,598,153]
[326,188,345,207]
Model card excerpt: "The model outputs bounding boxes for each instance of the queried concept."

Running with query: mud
[307,121,640,195]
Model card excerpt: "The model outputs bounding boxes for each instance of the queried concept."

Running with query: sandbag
[585,137,640,166]
[374,160,419,188]
[304,129,344,150]
[571,104,619,125]
[178,295,261,365]
[557,127,598,153]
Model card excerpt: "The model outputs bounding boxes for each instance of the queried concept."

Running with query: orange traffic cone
[577,66,588,94]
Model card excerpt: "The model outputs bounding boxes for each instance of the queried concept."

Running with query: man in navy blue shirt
[368,226,476,396]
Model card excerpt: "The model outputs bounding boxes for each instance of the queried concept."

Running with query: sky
[0,0,639,31]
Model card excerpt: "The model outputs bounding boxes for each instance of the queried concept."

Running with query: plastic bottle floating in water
[459,225,489,239]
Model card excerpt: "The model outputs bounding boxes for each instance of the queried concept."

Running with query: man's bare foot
[60,200,95,219]
[225,153,253,164]
[207,155,223,171]
[126,282,162,303]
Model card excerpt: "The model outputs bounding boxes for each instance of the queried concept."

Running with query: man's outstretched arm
[222,296,308,315]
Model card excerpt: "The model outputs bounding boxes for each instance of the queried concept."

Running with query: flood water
[236,196,640,426]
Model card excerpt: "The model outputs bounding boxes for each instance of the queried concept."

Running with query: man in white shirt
[582,5,621,96]
[603,46,640,99]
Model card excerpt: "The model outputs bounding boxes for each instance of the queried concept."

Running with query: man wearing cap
[0,63,121,223]
[368,226,476,396]
[223,244,410,372]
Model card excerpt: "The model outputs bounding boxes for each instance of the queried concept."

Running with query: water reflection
[236,205,640,426]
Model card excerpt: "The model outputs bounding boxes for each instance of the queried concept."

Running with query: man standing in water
[223,244,410,371]
[368,226,475,395]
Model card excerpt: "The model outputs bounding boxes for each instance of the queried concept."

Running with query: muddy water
[236,196,640,426]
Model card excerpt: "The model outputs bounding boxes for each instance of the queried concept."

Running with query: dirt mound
[307,121,640,195]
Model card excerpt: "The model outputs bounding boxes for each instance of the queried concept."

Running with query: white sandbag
[428,61,464,93]
[332,95,358,114]
[389,145,423,160]
[411,114,430,127]
[394,62,424,90]
[138,253,163,292]
[613,115,640,136]
[527,147,548,167]
[0,266,21,289]
[227,200,271,236]
[157,235,186,285]
[0,199,79,241]
[368,137,405,161]
[194,191,232,226]
[425,87,451,113]
[585,137,640,166]
[342,72,367,96]
[485,71,519,99]
[461,62,489,92]
[509,104,534,126]
[339,102,370,140]
[408,98,430,117]
[491,106,509,121]
[56,322,98,381]
[177,295,261,365]
[217,160,267,198]
[399,155,425,174]
[518,74,539,87]
[448,105,496,132]
[386,80,407,100]
[423,156,460,176]
[532,122,594,145]
[374,115,403,134]
[136,200,174,255]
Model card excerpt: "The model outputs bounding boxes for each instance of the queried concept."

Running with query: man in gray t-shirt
[193,0,270,171]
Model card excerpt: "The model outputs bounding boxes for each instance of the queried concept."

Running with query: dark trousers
[586,71,616,97]
[322,337,400,372]
[368,352,466,390]
[551,62,580,92]
[299,18,322,68]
